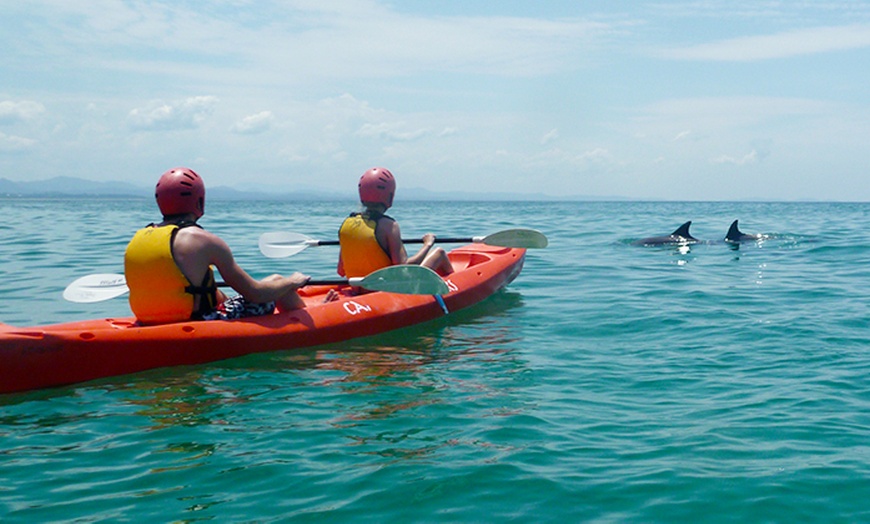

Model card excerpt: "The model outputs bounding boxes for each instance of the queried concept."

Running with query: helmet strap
[362,202,388,214]
[160,213,199,226]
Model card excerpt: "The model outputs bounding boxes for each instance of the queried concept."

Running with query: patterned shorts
[202,295,276,321]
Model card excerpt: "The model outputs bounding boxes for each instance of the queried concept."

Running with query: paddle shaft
[64,264,448,303]
[310,238,474,246]
[215,279,356,287]
[259,228,546,259]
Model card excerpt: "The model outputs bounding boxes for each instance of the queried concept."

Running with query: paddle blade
[353,265,449,295]
[63,273,129,303]
[259,231,317,258]
[483,228,548,249]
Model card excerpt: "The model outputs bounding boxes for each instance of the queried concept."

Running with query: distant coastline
[0,176,845,202]
[0,176,624,202]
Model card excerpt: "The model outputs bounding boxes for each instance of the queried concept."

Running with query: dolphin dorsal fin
[672,221,693,239]
[725,220,742,241]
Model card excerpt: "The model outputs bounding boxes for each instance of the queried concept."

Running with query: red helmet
[358,167,395,208]
[155,167,205,218]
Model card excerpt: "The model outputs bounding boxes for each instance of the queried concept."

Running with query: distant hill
[0,176,349,200]
[0,176,144,197]
[0,176,617,201]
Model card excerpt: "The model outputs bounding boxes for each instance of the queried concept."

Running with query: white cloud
[357,122,429,142]
[4,2,614,86]
[579,147,612,162]
[541,128,559,145]
[231,111,275,135]
[0,100,46,124]
[712,150,759,165]
[661,24,870,61]
[0,132,37,151]
[317,94,378,122]
[530,146,615,169]
[633,96,832,137]
[127,96,218,131]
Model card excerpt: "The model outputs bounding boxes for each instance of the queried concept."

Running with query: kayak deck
[0,245,525,394]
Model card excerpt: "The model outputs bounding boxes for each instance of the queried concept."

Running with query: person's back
[125,167,308,325]
[125,220,217,324]
[337,167,453,279]
[338,208,394,278]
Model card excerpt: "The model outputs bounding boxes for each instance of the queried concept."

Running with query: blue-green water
[2,199,870,522]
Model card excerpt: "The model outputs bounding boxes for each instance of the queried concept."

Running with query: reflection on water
[110,373,248,430]
[310,291,525,379]
[151,441,220,474]
[8,291,528,434]
[296,291,531,463]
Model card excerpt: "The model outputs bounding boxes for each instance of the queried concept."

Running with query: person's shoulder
[176,224,224,245]
[380,215,400,236]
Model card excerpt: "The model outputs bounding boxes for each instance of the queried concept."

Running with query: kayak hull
[1,245,525,394]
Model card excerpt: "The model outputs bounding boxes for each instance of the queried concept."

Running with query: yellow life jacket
[338,212,394,278]
[124,224,216,325]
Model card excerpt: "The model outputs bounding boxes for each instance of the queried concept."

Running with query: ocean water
[2,198,870,522]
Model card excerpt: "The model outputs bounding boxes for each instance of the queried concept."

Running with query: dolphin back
[725,220,743,242]
[632,220,697,246]
[725,219,760,242]
[671,221,695,240]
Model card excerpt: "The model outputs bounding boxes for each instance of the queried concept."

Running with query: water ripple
[4,200,870,522]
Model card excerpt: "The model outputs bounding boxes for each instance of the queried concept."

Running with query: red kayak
[0,245,525,394]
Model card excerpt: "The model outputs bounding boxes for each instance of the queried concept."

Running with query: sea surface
[1,199,869,522]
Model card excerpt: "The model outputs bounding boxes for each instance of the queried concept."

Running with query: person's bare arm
[336,249,346,277]
[381,219,410,265]
[175,228,307,304]
[404,232,436,266]
[381,220,435,266]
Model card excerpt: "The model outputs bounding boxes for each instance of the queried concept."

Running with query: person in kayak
[336,167,454,280]
[124,167,309,325]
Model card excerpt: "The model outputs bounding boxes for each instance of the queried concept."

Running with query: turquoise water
[2,199,870,522]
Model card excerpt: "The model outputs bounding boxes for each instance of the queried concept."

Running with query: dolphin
[724,220,762,243]
[632,221,698,246]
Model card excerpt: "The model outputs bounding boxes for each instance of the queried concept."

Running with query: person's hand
[422,233,436,247]
[286,272,311,288]
[266,272,310,288]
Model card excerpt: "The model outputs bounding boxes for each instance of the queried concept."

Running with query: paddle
[259,228,548,258]
[63,265,449,303]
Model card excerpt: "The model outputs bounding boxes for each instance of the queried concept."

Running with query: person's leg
[202,295,275,320]
[254,274,305,312]
[421,247,454,276]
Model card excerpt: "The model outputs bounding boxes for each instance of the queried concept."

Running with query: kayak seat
[447,251,493,273]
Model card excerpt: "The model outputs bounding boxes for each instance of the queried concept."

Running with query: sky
[1,1,869,201]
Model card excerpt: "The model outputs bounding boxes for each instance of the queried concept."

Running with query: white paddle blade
[63,273,130,303]
[259,231,315,258]
[353,265,449,295]
[484,228,548,249]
